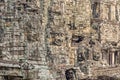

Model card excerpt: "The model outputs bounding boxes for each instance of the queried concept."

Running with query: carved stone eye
[53,39,63,46]
[72,35,84,43]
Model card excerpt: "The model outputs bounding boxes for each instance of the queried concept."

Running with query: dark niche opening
[26,0,32,2]
[0,0,4,2]
[91,2,100,18]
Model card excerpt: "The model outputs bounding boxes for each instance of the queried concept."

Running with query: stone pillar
[111,5,116,21]
[101,3,108,19]
[0,76,3,80]
[107,50,110,65]
[118,5,120,21]
[112,52,114,66]
[119,51,120,64]
[109,52,112,65]
[89,48,93,60]
[102,50,106,60]
[114,51,118,65]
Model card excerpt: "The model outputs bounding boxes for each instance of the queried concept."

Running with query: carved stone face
[77,47,89,62]
[77,53,85,62]
[50,32,64,46]
[65,68,76,80]
[80,65,88,74]
[93,53,100,61]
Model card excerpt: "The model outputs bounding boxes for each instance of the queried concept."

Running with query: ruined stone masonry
[0,0,120,80]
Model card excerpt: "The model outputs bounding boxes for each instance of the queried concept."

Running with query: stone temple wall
[0,0,120,80]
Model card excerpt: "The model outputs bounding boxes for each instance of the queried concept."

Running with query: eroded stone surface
[0,0,120,80]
